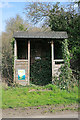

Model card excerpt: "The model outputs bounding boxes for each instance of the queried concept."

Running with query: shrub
[30,57,52,86]
[54,39,77,91]
[2,33,14,85]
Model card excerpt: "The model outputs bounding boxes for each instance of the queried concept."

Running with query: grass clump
[45,84,59,91]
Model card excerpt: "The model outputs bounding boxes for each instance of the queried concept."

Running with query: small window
[17,39,28,59]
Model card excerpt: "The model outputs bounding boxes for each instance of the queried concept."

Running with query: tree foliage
[5,14,30,34]
[24,2,52,24]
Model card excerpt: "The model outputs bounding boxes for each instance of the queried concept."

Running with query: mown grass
[2,84,78,109]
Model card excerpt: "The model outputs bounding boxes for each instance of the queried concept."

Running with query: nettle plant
[54,39,76,91]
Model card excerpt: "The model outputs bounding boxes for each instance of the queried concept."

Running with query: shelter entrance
[30,39,52,85]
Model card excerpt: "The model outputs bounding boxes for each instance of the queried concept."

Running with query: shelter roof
[13,31,68,39]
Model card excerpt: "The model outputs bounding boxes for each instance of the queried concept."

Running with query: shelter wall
[14,60,28,85]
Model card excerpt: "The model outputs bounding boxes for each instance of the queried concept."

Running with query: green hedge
[30,58,52,85]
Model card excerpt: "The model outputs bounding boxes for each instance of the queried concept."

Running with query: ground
[2,104,78,118]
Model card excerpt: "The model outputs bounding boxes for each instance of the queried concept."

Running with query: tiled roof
[13,31,68,39]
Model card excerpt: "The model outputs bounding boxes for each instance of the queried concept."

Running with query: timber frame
[13,31,68,85]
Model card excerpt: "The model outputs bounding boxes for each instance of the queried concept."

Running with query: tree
[24,2,52,24]
[5,14,31,34]
[2,14,31,85]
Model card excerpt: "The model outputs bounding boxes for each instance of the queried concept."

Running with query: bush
[54,39,77,91]
[30,58,52,86]
[2,33,14,85]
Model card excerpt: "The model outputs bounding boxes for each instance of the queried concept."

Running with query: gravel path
[2,104,78,118]
[2,110,78,118]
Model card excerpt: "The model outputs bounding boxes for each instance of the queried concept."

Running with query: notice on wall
[18,69,25,80]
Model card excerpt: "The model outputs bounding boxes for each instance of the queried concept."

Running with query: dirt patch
[28,89,51,92]
[2,104,78,118]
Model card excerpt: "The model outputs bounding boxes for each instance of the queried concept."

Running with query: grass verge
[2,84,78,109]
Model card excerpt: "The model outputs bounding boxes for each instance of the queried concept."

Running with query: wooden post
[14,39,17,83]
[28,40,30,85]
[51,40,54,83]
[14,39,17,60]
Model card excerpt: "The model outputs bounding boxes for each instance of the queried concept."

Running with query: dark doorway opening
[30,39,52,86]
